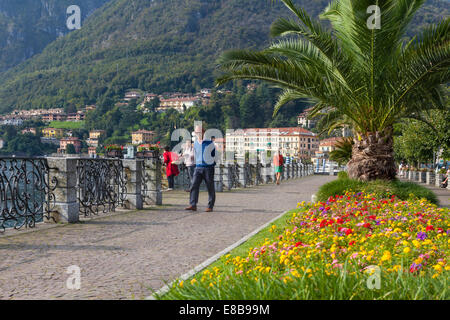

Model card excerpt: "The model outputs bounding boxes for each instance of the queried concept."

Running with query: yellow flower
[190,279,197,285]
[403,247,411,254]
[433,264,443,272]
[179,280,184,288]
[381,251,391,262]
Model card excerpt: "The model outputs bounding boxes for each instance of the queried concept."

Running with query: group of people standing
[162,125,216,212]
[162,124,289,211]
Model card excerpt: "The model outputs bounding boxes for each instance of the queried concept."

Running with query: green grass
[161,264,448,300]
[317,178,438,204]
[49,121,85,130]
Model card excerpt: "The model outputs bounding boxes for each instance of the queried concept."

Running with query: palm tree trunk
[347,126,397,181]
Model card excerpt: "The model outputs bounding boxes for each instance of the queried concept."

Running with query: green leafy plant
[217,0,449,181]
[329,137,354,165]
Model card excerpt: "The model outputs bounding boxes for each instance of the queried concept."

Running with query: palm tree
[217,0,449,181]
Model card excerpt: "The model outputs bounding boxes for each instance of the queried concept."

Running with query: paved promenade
[0,175,334,300]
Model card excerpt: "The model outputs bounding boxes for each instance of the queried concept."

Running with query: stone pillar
[237,159,246,188]
[435,173,443,187]
[143,157,162,205]
[222,163,233,190]
[419,171,426,183]
[214,165,224,192]
[426,171,435,185]
[47,157,79,223]
[261,163,271,184]
[122,159,143,210]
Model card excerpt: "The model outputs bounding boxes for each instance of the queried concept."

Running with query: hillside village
[0,84,346,163]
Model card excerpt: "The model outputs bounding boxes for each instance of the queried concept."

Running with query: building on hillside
[124,91,141,101]
[59,137,82,154]
[88,147,97,156]
[86,138,99,148]
[131,130,156,145]
[89,130,105,140]
[21,128,37,135]
[144,93,159,103]
[297,111,316,129]
[0,138,4,149]
[42,113,67,122]
[1,118,24,126]
[226,127,319,160]
[42,128,64,138]
[84,105,97,112]
[157,97,200,112]
[316,137,341,159]
[67,112,85,122]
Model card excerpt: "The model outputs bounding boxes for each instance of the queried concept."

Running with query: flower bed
[160,192,449,300]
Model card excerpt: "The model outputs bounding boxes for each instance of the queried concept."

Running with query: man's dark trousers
[190,166,216,209]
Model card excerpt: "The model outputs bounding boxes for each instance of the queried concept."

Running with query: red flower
[336,218,344,224]
[319,219,327,228]
[368,215,376,220]
[295,241,303,247]
[426,225,434,231]
[345,229,353,235]
[363,223,371,229]
[349,241,355,246]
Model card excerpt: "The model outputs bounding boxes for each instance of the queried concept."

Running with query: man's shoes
[185,206,197,211]
[205,208,213,212]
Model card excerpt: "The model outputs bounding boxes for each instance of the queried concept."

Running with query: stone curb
[146,208,292,300]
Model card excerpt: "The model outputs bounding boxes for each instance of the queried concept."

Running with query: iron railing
[0,157,58,231]
[76,158,127,217]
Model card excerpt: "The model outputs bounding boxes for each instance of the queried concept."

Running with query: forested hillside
[0,0,110,73]
[0,0,448,113]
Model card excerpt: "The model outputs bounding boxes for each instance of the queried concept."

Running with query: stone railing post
[143,157,162,205]
[419,171,426,183]
[47,157,79,223]
[285,164,291,180]
[214,165,224,192]
[222,162,233,190]
[435,173,443,187]
[237,159,246,188]
[261,163,271,184]
[426,171,435,185]
[122,159,143,210]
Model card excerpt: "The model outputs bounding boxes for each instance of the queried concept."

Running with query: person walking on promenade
[441,168,450,188]
[163,145,179,191]
[273,150,284,185]
[182,140,195,192]
[185,125,216,212]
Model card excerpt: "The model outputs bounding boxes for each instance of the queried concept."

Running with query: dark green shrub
[337,171,349,180]
[317,178,438,204]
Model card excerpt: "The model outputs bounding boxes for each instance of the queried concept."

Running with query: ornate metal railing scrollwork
[0,157,58,231]
[76,159,127,217]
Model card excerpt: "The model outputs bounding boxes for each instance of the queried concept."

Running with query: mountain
[0,0,111,73]
[0,0,448,113]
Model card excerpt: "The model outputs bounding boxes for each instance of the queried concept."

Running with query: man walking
[185,124,216,212]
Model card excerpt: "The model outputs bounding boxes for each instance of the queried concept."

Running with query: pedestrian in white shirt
[183,140,195,192]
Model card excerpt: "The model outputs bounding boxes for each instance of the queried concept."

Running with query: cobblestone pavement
[0,175,334,300]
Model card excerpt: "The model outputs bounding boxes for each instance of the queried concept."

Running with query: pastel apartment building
[226,127,319,160]
[132,130,156,145]
[59,137,82,154]
[42,128,64,138]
